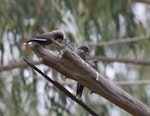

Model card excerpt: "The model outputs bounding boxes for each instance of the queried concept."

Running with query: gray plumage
[75,46,89,98]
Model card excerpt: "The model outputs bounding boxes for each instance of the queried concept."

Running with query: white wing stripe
[30,38,48,41]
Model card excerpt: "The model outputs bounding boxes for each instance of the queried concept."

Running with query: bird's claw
[58,47,66,58]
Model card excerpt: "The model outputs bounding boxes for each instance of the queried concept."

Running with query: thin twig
[57,79,150,86]
[0,61,41,72]
[133,0,150,5]
[114,80,150,86]
[23,58,99,116]
[82,36,150,46]
[88,56,150,66]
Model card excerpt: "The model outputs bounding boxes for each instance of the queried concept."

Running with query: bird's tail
[76,83,84,98]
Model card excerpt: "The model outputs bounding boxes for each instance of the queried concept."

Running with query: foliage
[0,0,150,116]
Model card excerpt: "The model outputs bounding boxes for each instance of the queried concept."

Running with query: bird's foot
[58,47,66,58]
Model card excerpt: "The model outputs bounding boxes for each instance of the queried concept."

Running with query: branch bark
[31,44,150,116]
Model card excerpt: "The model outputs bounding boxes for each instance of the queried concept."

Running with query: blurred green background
[1,0,150,116]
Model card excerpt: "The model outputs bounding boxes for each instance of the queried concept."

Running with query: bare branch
[114,80,150,86]
[133,0,150,5]
[0,61,41,72]
[24,58,99,116]
[82,36,150,46]
[60,80,150,86]
[30,44,150,116]
[88,56,150,66]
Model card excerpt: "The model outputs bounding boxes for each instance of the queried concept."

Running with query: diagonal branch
[30,44,150,116]
[24,58,99,116]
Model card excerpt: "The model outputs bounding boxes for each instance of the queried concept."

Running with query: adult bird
[75,46,90,98]
[25,30,73,54]
[25,30,64,46]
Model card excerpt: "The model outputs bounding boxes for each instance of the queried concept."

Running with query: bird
[25,30,64,46]
[25,30,73,55]
[75,46,90,98]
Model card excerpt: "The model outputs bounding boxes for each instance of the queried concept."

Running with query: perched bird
[25,30,64,45]
[75,46,89,60]
[25,30,73,55]
[75,46,90,98]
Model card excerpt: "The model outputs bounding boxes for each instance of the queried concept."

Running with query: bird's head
[50,30,64,40]
[78,46,90,53]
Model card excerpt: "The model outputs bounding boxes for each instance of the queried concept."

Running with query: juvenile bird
[75,46,90,98]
